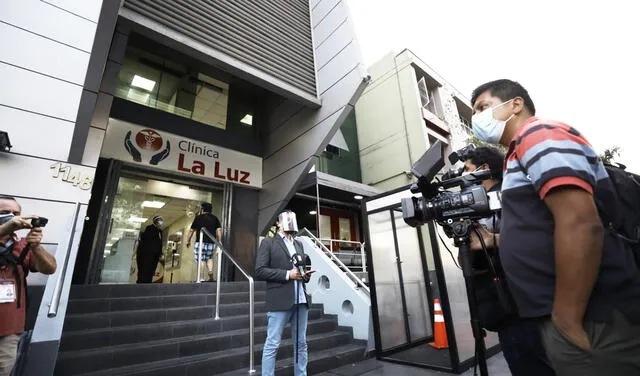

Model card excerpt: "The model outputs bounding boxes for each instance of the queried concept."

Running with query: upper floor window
[115,37,261,139]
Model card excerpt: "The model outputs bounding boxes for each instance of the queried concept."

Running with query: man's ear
[512,96,525,115]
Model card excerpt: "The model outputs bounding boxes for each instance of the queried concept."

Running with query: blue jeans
[498,319,556,376]
[262,304,309,376]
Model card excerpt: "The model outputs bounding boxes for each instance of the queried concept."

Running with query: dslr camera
[402,141,501,227]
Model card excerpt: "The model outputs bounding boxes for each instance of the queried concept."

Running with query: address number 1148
[50,162,93,190]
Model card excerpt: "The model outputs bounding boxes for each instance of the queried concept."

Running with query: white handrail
[318,238,367,273]
[48,202,81,317]
[298,229,369,294]
[199,228,255,374]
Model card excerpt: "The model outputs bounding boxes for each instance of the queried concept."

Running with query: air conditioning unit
[417,77,430,109]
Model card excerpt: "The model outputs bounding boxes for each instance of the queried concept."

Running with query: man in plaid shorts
[186,203,222,282]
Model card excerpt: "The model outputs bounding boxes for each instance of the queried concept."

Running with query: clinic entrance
[73,158,231,285]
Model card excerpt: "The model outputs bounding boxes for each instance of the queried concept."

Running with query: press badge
[0,281,16,303]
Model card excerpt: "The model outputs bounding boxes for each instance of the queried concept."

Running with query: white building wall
[356,50,473,191]
[355,53,429,191]
[0,0,104,285]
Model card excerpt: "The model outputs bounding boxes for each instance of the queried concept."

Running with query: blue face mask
[471,99,514,143]
[0,213,14,226]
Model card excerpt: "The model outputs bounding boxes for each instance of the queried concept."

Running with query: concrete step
[64,331,357,376]
[68,282,264,300]
[66,291,266,314]
[60,308,325,351]
[219,343,367,376]
[56,318,340,374]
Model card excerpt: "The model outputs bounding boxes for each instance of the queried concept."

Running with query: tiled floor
[317,352,510,376]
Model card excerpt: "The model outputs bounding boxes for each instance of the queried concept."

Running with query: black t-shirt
[191,213,221,243]
[137,224,162,256]
[500,118,640,324]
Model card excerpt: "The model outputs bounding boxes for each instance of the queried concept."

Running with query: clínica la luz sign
[101,119,263,188]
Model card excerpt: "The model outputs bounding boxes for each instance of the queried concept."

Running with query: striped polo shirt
[500,117,640,323]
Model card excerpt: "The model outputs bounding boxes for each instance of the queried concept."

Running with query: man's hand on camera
[26,227,44,246]
[3,215,36,233]
[288,267,303,280]
[470,225,494,251]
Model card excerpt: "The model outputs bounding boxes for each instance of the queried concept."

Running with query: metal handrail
[318,238,367,272]
[298,228,370,294]
[48,202,82,317]
[199,228,255,374]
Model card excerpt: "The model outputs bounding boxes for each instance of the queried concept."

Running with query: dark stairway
[55,282,366,375]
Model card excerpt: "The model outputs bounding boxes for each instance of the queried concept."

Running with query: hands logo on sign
[124,129,171,165]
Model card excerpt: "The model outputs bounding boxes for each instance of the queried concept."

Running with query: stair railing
[317,238,367,273]
[298,228,369,294]
[48,202,82,317]
[199,228,256,374]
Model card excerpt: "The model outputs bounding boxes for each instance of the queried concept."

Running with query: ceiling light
[354,195,363,200]
[309,210,317,215]
[141,200,165,209]
[128,217,148,223]
[131,74,156,91]
[111,237,119,241]
[105,243,113,247]
[176,231,183,236]
[240,114,253,126]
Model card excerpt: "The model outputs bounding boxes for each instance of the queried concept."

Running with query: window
[115,38,261,137]
[417,77,430,109]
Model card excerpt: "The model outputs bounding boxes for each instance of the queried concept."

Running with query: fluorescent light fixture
[141,200,165,209]
[309,210,317,215]
[127,88,150,103]
[128,217,148,223]
[105,243,113,247]
[240,114,253,126]
[111,237,119,241]
[124,229,139,233]
[176,231,183,236]
[354,195,363,200]
[131,74,156,91]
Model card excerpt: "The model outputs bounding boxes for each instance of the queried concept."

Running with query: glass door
[367,208,433,351]
[98,170,223,284]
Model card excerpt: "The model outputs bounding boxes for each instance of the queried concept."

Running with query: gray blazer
[255,235,311,312]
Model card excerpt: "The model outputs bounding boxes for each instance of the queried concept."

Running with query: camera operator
[470,79,640,375]
[466,148,555,376]
[0,196,56,376]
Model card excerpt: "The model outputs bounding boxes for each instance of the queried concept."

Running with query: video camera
[401,141,501,227]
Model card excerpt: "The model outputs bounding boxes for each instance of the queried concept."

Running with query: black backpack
[601,162,640,265]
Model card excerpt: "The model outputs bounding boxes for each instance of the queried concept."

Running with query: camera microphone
[291,254,306,278]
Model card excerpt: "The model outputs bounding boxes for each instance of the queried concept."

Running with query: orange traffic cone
[428,299,449,349]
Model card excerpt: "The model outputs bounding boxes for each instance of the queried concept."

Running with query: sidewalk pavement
[317,352,510,376]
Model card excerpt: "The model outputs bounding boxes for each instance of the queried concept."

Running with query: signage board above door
[101,119,263,188]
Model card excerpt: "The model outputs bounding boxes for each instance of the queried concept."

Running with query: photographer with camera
[469,79,640,375]
[464,148,555,376]
[0,196,56,376]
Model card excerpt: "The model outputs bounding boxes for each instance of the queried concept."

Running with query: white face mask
[472,99,515,143]
[156,220,164,227]
[461,166,482,177]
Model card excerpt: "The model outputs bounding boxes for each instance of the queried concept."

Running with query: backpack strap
[15,243,31,309]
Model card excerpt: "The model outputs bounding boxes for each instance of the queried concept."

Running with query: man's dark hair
[469,147,505,181]
[471,79,536,115]
[200,203,212,213]
[0,195,17,202]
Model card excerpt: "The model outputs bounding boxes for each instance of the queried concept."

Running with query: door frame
[76,158,230,284]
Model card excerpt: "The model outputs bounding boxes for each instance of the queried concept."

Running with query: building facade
[355,50,473,191]
[1,0,368,285]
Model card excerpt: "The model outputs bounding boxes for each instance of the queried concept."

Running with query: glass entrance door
[99,172,223,284]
